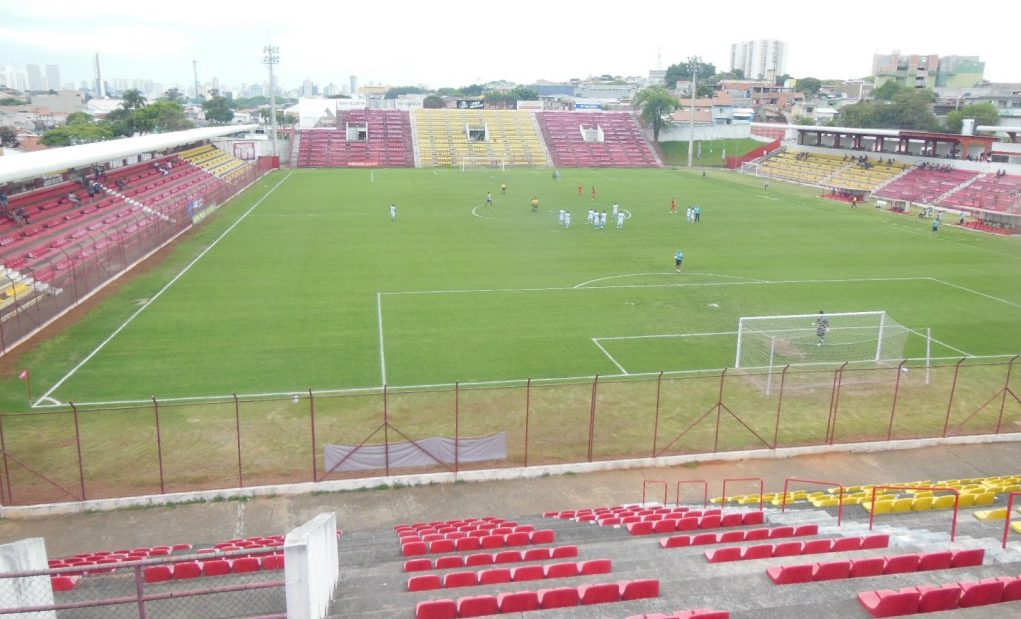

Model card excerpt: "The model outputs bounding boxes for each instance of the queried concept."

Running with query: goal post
[460,156,505,172]
[735,310,914,393]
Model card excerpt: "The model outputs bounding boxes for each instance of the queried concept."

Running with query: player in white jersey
[599,211,607,229]
[612,202,619,218]
[390,203,397,221]
[559,209,565,225]
[564,211,572,228]
[616,211,625,228]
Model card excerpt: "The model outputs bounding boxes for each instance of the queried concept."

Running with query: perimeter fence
[0,355,1017,506]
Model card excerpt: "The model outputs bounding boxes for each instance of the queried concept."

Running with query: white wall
[658,124,753,142]
[0,538,55,619]
[285,513,339,619]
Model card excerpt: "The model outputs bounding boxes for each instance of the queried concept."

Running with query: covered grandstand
[0,125,265,356]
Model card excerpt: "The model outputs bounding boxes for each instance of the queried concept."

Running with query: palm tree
[633,87,679,142]
[121,89,147,110]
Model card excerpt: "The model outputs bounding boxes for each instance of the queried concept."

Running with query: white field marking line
[574,272,765,289]
[381,276,932,297]
[903,327,973,357]
[930,278,1021,311]
[591,338,629,375]
[596,331,739,341]
[34,172,294,408]
[29,353,1019,409]
[470,205,495,219]
[377,292,387,385]
[622,209,632,220]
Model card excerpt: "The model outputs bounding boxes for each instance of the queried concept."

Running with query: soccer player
[671,198,677,214]
[389,203,397,221]
[577,185,584,197]
[485,192,493,207]
[674,250,684,272]
[531,197,539,213]
[559,209,565,225]
[612,202,619,218]
[686,206,693,223]
[599,210,607,229]
[815,310,829,346]
[501,183,507,195]
[591,186,597,200]
[931,218,941,235]
[587,209,595,225]
[564,211,572,228]
[694,205,701,222]
[615,211,625,229]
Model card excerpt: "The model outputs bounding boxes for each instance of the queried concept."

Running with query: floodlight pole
[263,45,279,157]
[687,58,697,169]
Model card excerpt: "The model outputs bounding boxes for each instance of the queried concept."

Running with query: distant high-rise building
[301,78,314,97]
[1,66,29,90]
[26,64,45,91]
[350,75,358,96]
[936,56,985,88]
[45,65,60,91]
[94,53,106,97]
[872,51,940,90]
[730,40,787,81]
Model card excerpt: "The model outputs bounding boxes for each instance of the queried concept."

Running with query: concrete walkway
[2,441,1019,558]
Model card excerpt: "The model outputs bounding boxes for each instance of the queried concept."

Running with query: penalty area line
[591,338,629,375]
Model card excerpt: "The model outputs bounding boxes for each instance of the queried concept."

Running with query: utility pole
[263,46,279,157]
[687,59,697,169]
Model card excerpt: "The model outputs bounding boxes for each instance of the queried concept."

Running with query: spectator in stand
[67,191,82,206]
[14,207,28,225]
[87,182,97,199]
[116,178,128,191]
[0,189,8,210]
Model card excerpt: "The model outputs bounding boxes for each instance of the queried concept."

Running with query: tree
[162,87,184,103]
[633,87,679,142]
[795,116,816,125]
[259,108,296,126]
[795,77,822,97]
[774,74,792,87]
[423,95,445,109]
[664,57,716,89]
[835,89,939,130]
[104,108,136,137]
[121,89,147,110]
[202,93,234,125]
[509,86,539,101]
[0,126,19,147]
[40,123,113,146]
[945,102,1000,133]
[135,100,193,133]
[874,80,907,101]
[65,111,93,125]
[384,86,428,99]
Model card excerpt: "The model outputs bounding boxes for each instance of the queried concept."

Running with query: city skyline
[1,1,1019,94]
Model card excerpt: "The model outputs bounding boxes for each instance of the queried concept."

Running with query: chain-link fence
[0,356,1017,506]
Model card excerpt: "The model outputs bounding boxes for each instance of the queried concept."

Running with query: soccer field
[7,167,1021,409]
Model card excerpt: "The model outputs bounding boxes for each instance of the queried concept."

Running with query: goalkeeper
[815,310,829,346]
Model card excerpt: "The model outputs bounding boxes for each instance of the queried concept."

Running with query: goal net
[735,311,912,393]
[460,157,505,172]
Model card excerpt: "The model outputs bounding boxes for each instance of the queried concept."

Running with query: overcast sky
[1,1,1019,91]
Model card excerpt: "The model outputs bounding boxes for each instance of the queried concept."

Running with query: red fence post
[152,397,165,495]
[134,564,148,619]
[826,362,848,445]
[0,414,11,505]
[455,381,460,475]
[995,355,1018,434]
[942,358,966,437]
[524,378,531,468]
[781,478,845,526]
[869,485,960,541]
[382,385,390,477]
[587,374,599,462]
[1003,492,1020,549]
[713,368,728,452]
[308,389,317,483]
[887,361,907,441]
[674,480,709,507]
[642,480,667,505]
[233,393,243,488]
[70,402,86,501]
[772,365,789,449]
[652,371,663,458]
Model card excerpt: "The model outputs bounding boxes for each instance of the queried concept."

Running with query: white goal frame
[460,157,505,172]
[735,310,925,394]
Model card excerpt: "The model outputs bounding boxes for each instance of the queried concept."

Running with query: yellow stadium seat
[863,500,893,514]
[973,492,997,507]
[1013,522,1021,535]
[891,498,913,513]
[974,508,1009,521]
[932,495,957,510]
[911,497,933,511]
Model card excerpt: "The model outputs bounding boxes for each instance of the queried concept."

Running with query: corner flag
[18,370,28,380]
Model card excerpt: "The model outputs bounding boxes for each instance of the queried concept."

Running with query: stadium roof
[0,125,258,185]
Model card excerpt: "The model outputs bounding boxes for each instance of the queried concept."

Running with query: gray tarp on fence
[324,433,507,472]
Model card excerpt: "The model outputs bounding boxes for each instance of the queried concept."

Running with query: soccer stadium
[0,71,1021,619]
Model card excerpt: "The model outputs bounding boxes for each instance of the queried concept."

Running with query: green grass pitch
[6,166,1021,409]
